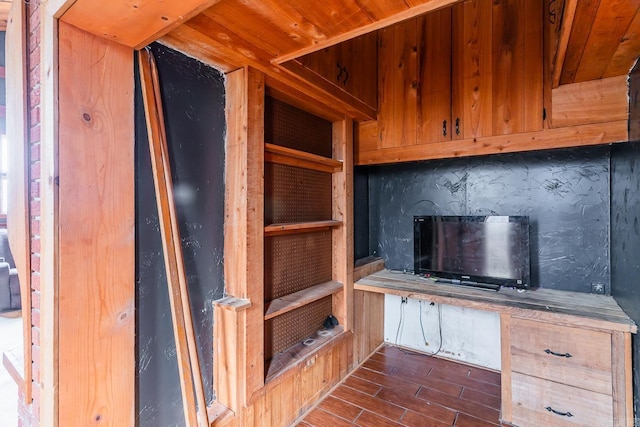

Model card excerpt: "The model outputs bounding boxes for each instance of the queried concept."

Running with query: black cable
[419,300,443,356]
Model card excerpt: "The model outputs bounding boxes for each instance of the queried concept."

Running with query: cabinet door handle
[545,406,574,418]
[544,349,572,358]
[442,120,447,137]
[455,117,460,136]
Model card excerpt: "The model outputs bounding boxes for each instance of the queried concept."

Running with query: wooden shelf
[265,325,346,382]
[265,143,343,173]
[264,220,342,236]
[264,280,343,320]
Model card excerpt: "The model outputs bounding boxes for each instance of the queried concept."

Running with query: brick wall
[17,0,41,425]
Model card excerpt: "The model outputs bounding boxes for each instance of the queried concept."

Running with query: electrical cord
[395,297,406,345]
[419,300,443,356]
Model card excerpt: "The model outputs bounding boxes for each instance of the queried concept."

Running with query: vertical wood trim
[244,67,265,403]
[451,2,464,141]
[611,331,632,427]
[223,66,265,408]
[39,3,59,426]
[623,332,632,426]
[57,22,134,427]
[500,313,513,423]
[6,0,32,402]
[332,118,354,330]
[523,0,543,132]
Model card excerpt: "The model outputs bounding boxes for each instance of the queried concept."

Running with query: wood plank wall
[57,22,134,426]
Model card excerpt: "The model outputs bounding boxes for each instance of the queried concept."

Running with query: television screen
[414,216,531,289]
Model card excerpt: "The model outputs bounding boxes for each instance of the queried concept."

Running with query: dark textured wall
[135,44,225,426]
[364,147,611,292]
[354,168,370,260]
[611,66,640,419]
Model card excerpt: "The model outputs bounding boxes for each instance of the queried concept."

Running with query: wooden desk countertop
[355,269,637,334]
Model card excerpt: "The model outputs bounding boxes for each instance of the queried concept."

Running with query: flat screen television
[414,216,531,290]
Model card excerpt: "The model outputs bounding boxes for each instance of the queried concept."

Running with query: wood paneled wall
[58,22,135,426]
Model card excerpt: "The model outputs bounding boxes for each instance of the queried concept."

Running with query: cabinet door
[491,0,543,135]
[452,0,493,140]
[378,19,419,148]
[452,0,543,139]
[418,7,452,144]
[298,32,378,110]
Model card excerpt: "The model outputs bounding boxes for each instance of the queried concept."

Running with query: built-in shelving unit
[263,95,346,379]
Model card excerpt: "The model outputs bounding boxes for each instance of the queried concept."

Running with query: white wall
[384,294,501,370]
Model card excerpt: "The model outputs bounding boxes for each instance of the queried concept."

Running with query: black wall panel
[135,44,225,426]
[365,147,610,292]
[354,168,370,261]
[611,64,640,419]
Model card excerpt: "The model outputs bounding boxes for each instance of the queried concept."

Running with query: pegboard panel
[264,296,333,360]
[264,230,333,301]
[264,162,332,224]
[264,96,333,158]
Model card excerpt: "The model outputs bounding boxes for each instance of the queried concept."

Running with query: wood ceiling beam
[552,0,578,88]
[273,0,463,64]
[160,26,376,121]
[60,0,222,49]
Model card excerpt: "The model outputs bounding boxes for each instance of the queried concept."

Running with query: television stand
[355,268,637,427]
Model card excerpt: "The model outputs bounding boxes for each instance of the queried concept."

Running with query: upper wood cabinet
[292,32,378,110]
[358,0,544,159]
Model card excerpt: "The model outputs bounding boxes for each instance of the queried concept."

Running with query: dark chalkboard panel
[354,168,370,261]
[611,62,640,420]
[135,44,225,426]
[364,147,611,293]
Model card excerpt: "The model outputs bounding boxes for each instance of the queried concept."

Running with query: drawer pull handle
[545,406,574,418]
[544,349,572,358]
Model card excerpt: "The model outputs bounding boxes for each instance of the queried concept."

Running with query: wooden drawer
[512,372,613,427]
[510,317,612,394]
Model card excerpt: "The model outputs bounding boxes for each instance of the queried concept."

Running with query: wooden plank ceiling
[159,0,462,71]
[555,0,640,86]
[155,0,640,86]
[58,0,640,115]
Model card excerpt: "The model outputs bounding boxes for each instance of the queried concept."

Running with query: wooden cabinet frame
[219,66,356,417]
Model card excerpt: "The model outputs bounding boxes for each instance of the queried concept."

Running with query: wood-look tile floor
[298,346,501,427]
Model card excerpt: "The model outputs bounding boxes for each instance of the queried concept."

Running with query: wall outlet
[591,283,605,294]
